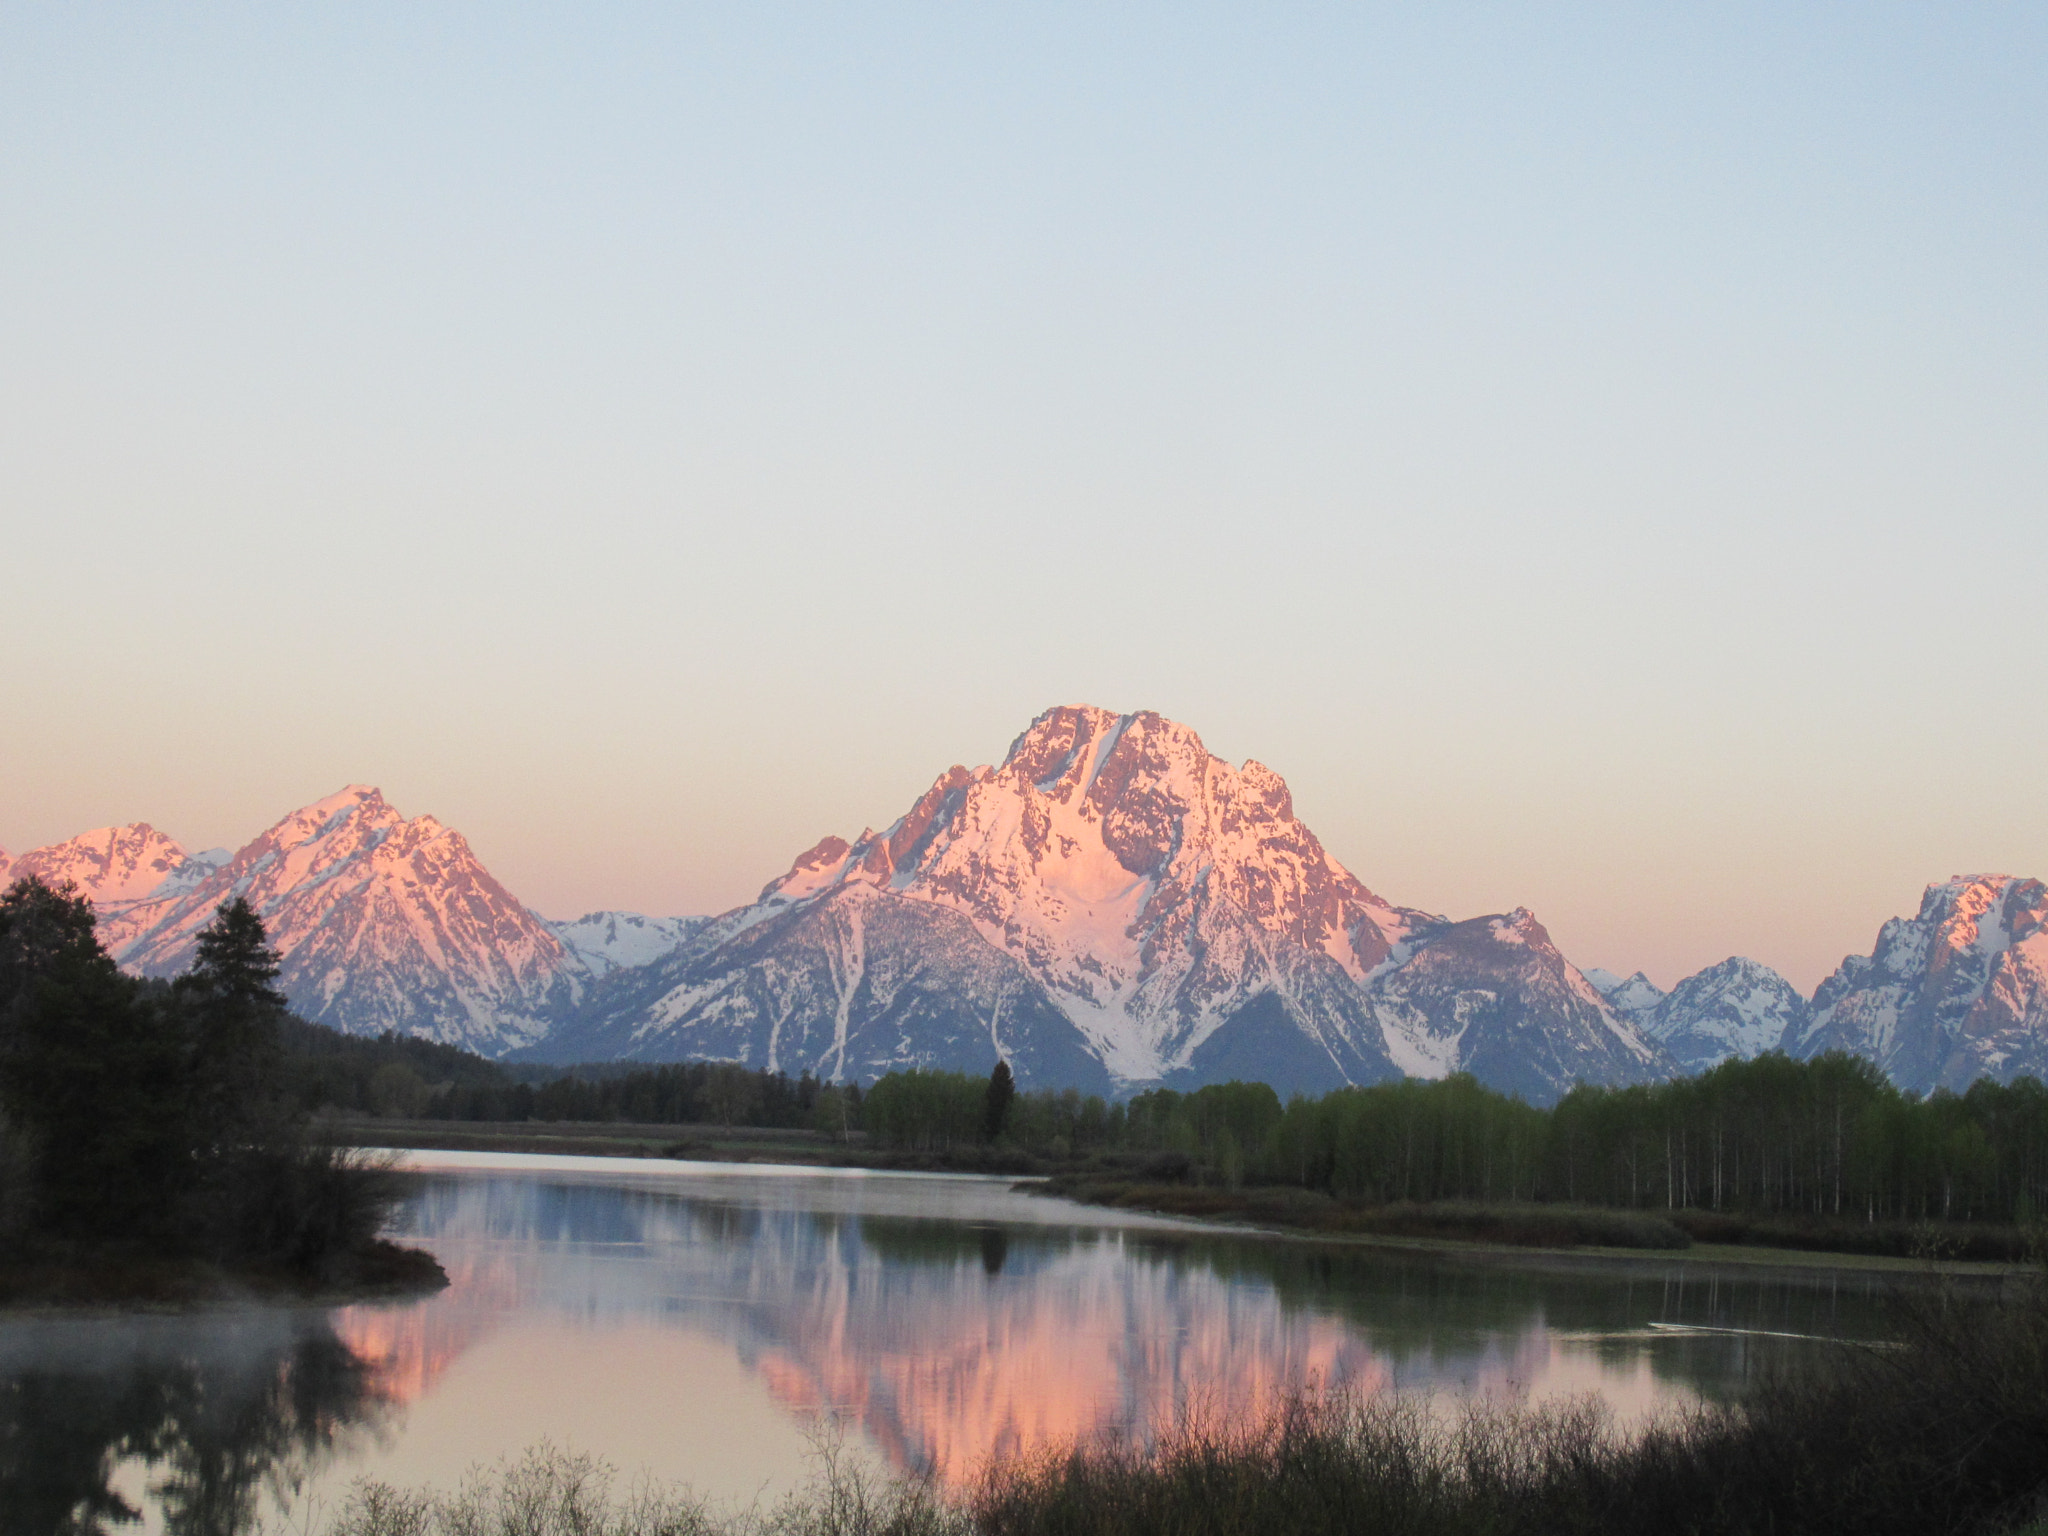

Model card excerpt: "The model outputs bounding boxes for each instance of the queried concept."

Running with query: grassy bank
[312,1264,2048,1536]
[1038,1174,2045,1265]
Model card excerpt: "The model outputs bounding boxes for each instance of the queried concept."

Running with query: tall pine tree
[983,1060,1016,1142]
[175,897,287,1147]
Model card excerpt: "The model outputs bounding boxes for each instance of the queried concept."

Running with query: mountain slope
[1366,910,1667,1102]
[567,880,1114,1090]
[105,787,583,1052]
[1790,876,2048,1091]
[552,706,1665,1100]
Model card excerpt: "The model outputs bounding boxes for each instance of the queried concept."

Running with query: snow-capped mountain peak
[547,704,1668,1101]
[103,787,583,1051]
[1,823,217,909]
[757,705,1432,1080]
[1641,956,1809,1073]
[1792,874,2048,1090]
[1586,968,1669,1019]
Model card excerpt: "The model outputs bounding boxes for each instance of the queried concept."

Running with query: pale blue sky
[3,4,2043,990]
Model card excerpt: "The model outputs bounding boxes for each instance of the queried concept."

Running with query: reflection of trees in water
[0,1312,393,1536]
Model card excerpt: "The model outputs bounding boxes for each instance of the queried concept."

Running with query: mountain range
[6,705,2043,1101]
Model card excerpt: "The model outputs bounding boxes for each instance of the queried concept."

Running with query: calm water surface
[3,1152,1914,1534]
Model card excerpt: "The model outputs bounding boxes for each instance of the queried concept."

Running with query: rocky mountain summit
[1787,875,2048,1092]
[0,823,226,911]
[99,788,585,1052]
[1591,957,1810,1075]
[548,706,1666,1100]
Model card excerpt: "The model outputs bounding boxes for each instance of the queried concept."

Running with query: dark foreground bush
[1673,1209,2040,1262]
[320,1268,2048,1536]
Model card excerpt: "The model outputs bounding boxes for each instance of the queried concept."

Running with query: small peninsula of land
[0,877,446,1309]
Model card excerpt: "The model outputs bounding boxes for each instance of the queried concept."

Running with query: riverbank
[341,1117,2038,1279]
[0,1236,448,1310]
[331,1114,1055,1174]
[1034,1175,2039,1277]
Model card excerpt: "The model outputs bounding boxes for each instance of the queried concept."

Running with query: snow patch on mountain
[549,911,706,976]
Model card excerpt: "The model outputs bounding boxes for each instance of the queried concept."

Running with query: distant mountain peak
[104,787,580,1052]
[1792,874,2048,1089]
[3,822,207,908]
[1587,968,1668,1019]
[549,703,1666,1101]
[1644,956,1808,1073]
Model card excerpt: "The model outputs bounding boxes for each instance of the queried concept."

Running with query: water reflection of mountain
[376,1171,1902,1484]
[0,1311,394,1536]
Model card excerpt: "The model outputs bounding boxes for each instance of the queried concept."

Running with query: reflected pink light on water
[328,1235,1700,1490]
[332,1251,522,1408]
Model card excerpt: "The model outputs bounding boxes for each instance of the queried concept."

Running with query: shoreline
[353,1125,2036,1285]
[0,1237,450,1314]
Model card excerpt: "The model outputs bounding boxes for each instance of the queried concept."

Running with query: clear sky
[3,5,2043,993]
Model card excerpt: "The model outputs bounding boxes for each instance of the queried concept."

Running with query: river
[0,1151,1913,1534]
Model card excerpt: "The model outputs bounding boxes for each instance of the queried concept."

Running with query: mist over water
[1,1156,1908,1533]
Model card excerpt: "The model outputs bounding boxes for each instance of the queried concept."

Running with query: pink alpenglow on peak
[3,823,222,909]
[1790,875,2048,1091]
[105,786,587,1052]
[555,704,1670,1101]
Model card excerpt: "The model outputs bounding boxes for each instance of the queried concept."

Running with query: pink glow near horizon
[0,731,2002,994]
[3,8,2043,996]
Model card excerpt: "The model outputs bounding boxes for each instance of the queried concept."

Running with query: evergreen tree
[175,898,286,1145]
[0,878,190,1238]
[0,875,106,1019]
[183,897,285,1011]
[983,1060,1016,1142]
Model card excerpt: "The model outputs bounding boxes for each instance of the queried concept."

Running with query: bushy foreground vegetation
[316,1267,2048,1536]
[0,876,418,1289]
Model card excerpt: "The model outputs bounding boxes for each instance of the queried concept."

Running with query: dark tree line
[422,1058,853,1132]
[0,876,396,1275]
[858,1055,2048,1225]
[284,1027,866,1137]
